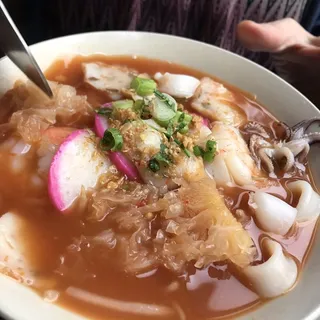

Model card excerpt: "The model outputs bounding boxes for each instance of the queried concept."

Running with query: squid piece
[287,180,320,222]
[204,122,262,186]
[0,213,37,284]
[249,118,320,174]
[82,62,135,92]
[190,77,245,126]
[154,72,200,98]
[243,238,298,298]
[250,192,297,235]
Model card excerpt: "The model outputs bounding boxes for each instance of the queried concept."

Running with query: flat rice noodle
[66,287,174,317]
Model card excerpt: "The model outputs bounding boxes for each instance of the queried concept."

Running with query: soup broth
[0,55,318,320]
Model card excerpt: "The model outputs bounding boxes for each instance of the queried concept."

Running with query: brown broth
[0,55,317,320]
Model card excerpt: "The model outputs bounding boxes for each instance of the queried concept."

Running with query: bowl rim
[1,30,318,115]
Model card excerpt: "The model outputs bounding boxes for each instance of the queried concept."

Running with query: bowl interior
[0,31,319,320]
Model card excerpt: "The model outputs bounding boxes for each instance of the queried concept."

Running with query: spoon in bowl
[0,0,53,98]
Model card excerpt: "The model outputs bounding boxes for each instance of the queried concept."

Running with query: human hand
[237,18,320,106]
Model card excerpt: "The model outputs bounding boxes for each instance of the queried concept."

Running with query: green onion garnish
[154,89,177,111]
[148,144,171,172]
[96,108,113,116]
[148,159,160,172]
[101,128,123,151]
[155,144,171,165]
[112,99,133,110]
[177,113,192,134]
[130,77,157,96]
[179,112,192,126]
[165,112,193,137]
[134,99,152,119]
[133,100,144,114]
[166,120,175,138]
[193,145,204,157]
[150,98,176,127]
[203,140,217,162]
[183,148,191,157]
[173,111,183,123]
[174,138,191,158]
[193,140,217,163]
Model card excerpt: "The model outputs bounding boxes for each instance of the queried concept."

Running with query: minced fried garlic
[113,107,138,123]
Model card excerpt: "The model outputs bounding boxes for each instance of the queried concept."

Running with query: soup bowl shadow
[0,31,319,320]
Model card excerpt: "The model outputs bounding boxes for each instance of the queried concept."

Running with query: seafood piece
[190,77,245,126]
[154,72,200,98]
[249,191,297,235]
[83,63,135,91]
[249,180,319,234]
[287,180,320,221]
[243,238,297,298]
[205,122,261,186]
[249,118,320,174]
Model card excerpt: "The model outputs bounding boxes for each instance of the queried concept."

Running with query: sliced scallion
[173,111,183,123]
[184,148,191,157]
[181,113,192,125]
[178,113,192,134]
[150,99,176,127]
[154,90,177,112]
[148,144,171,173]
[148,159,160,172]
[96,108,113,116]
[174,138,191,158]
[193,140,217,162]
[130,77,157,96]
[203,140,217,162]
[193,145,204,157]
[133,100,144,114]
[101,128,123,151]
[112,99,133,110]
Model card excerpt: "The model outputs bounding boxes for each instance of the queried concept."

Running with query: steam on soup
[0,55,319,320]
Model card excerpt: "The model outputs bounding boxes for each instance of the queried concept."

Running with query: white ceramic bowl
[0,32,319,320]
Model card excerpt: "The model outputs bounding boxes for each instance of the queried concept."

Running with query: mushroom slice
[243,238,298,298]
[287,180,320,221]
[250,192,297,236]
